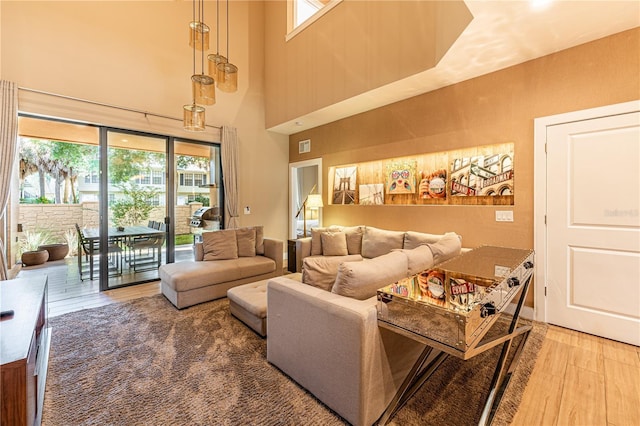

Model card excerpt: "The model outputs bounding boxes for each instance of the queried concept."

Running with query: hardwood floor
[44,281,639,425]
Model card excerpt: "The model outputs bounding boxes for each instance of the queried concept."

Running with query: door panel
[546,111,640,345]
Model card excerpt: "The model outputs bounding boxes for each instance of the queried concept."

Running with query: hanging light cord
[192,0,196,87]
[200,0,205,75]
[216,0,220,55]
[226,0,230,62]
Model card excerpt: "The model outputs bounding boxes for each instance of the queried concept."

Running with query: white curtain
[0,81,19,281]
[221,126,239,229]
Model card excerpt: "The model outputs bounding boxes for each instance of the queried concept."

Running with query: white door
[546,111,640,346]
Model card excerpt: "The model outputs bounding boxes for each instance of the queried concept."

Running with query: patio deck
[17,244,195,316]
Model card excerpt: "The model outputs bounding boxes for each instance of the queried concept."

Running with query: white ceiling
[269,0,640,135]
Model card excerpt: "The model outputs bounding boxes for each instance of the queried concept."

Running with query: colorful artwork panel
[385,160,417,195]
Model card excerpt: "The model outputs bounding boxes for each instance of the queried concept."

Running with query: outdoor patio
[18,244,195,304]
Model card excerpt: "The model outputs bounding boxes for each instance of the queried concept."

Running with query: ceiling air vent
[299,139,311,154]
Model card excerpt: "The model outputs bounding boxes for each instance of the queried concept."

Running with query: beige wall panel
[265,0,470,128]
[290,29,639,307]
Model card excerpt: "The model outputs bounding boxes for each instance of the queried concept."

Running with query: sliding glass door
[103,129,169,289]
[16,114,222,295]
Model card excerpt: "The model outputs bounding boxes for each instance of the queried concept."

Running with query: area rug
[43,295,546,425]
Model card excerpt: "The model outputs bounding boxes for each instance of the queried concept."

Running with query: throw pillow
[310,226,341,255]
[202,229,238,261]
[393,245,435,276]
[254,225,265,255]
[361,226,405,258]
[428,232,462,264]
[235,227,257,257]
[403,231,444,250]
[302,254,363,291]
[332,251,408,300]
[342,226,364,255]
[321,231,349,256]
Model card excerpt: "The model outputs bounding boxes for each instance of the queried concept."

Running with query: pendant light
[183,0,210,131]
[183,104,206,131]
[216,0,238,93]
[208,0,228,82]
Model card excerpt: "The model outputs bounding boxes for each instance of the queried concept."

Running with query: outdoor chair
[127,223,166,272]
[75,224,123,281]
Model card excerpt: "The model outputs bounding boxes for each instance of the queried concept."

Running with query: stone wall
[18,202,200,243]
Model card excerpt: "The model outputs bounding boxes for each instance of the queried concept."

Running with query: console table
[1,275,51,426]
[376,246,534,425]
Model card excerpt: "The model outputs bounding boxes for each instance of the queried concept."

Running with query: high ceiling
[270,0,640,135]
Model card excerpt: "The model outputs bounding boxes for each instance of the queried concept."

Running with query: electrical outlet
[244,206,251,215]
[495,210,514,222]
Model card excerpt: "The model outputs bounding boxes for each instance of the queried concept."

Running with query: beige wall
[1,1,289,268]
[264,0,472,128]
[288,29,639,305]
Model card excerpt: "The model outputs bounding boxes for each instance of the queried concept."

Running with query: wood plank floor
[43,274,639,425]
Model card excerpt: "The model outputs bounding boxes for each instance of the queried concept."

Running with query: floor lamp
[296,192,324,238]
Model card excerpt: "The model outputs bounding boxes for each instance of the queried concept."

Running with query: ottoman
[227,279,268,337]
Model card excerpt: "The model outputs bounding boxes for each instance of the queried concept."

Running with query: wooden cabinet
[1,276,50,426]
[287,239,297,273]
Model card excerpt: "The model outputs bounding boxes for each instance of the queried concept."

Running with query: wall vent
[299,139,311,154]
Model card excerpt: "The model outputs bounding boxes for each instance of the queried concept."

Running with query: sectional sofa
[267,226,462,426]
[159,226,283,309]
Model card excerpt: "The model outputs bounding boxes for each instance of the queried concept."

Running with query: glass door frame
[99,127,174,291]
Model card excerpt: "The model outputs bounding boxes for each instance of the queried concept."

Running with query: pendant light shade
[189,21,210,51]
[183,104,206,131]
[192,74,216,105]
[207,53,227,82]
[216,62,238,93]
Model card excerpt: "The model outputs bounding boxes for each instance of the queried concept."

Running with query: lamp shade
[189,21,210,51]
[306,194,324,209]
[216,62,238,93]
[192,74,215,105]
[207,53,228,82]
[183,104,206,131]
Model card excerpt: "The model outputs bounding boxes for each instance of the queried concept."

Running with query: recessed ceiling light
[122,139,128,143]
[295,121,303,126]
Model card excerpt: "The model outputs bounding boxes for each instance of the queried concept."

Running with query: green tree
[110,183,160,227]
[108,148,150,184]
[50,141,97,203]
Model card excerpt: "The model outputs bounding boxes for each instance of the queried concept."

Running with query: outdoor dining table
[80,226,166,278]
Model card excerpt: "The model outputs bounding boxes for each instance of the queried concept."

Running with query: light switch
[495,210,514,222]
[244,206,251,215]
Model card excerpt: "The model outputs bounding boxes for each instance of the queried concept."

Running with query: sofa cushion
[361,227,405,259]
[160,256,276,292]
[428,232,462,264]
[403,231,445,250]
[394,245,435,276]
[203,229,238,261]
[254,226,265,255]
[321,231,349,256]
[343,226,364,255]
[310,226,341,255]
[332,251,408,300]
[302,254,363,291]
[236,227,257,257]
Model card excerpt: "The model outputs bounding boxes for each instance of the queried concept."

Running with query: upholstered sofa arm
[263,238,283,274]
[266,276,423,426]
[194,242,204,261]
[294,237,311,272]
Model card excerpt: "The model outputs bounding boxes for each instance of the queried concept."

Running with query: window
[194,173,204,187]
[288,0,342,40]
[148,194,161,206]
[152,170,164,185]
[85,171,99,184]
[184,173,194,186]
